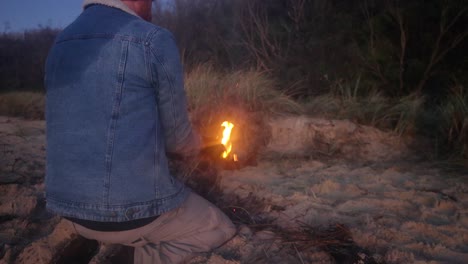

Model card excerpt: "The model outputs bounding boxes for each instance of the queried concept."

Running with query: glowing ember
[221,121,235,159]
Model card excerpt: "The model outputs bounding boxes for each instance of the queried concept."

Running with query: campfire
[193,107,266,170]
[220,121,238,162]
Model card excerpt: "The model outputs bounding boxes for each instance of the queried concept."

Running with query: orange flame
[221,121,234,159]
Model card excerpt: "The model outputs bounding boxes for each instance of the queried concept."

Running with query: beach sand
[1,116,467,264]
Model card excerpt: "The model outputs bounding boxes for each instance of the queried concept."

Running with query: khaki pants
[70,192,236,264]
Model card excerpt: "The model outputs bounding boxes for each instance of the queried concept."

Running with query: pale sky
[0,0,83,32]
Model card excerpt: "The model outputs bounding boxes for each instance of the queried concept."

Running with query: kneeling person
[45,0,236,263]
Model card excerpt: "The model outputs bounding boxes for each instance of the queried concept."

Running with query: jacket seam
[145,28,162,196]
[56,34,143,44]
[147,30,178,149]
[103,39,129,204]
[145,28,161,88]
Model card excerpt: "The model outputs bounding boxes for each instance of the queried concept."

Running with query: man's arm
[148,28,201,156]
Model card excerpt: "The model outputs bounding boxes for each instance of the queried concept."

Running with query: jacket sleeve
[148,28,201,156]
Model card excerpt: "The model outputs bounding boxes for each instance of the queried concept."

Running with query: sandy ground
[0,116,467,264]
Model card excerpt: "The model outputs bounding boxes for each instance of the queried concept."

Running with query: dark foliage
[0,27,59,92]
[2,1,466,99]
[153,0,467,100]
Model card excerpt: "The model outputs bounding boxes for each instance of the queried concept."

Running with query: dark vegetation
[0,27,59,92]
[0,0,467,162]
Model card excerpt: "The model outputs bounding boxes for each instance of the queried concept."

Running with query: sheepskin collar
[83,0,139,18]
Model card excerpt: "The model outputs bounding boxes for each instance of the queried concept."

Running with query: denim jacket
[45,2,200,222]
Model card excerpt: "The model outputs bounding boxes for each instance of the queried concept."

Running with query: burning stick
[220,121,238,162]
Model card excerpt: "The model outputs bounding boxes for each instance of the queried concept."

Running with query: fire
[221,121,235,159]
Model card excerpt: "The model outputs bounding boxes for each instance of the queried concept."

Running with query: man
[44,0,236,263]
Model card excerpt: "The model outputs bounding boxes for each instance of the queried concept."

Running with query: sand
[0,115,467,264]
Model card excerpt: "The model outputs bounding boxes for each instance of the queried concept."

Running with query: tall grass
[437,86,468,160]
[305,77,468,163]
[304,78,424,135]
[185,65,302,115]
[387,94,425,135]
[0,92,45,119]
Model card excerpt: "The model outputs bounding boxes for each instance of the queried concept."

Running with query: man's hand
[200,144,226,161]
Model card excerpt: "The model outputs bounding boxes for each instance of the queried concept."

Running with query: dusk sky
[1,0,85,32]
[0,1,171,32]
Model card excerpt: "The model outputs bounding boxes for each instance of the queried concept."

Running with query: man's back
[45,4,199,222]
[45,2,235,262]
